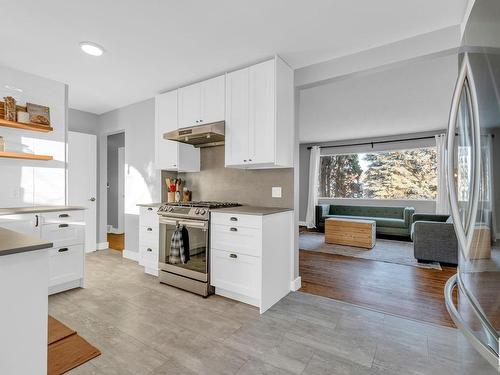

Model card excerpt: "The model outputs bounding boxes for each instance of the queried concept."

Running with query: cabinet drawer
[42,210,85,224]
[139,224,159,244]
[41,223,85,247]
[49,244,84,287]
[140,243,159,266]
[211,213,261,229]
[211,249,260,299]
[211,224,261,257]
[140,207,159,227]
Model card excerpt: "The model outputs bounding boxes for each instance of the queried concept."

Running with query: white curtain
[305,146,321,228]
[435,134,450,215]
[481,135,497,241]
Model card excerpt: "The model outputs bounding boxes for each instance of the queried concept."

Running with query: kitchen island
[0,227,53,375]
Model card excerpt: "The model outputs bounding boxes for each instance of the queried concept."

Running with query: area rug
[299,232,442,270]
[48,315,101,375]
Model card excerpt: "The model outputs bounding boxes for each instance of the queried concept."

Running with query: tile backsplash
[161,146,293,208]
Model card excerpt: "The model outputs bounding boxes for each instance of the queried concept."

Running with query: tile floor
[49,250,497,374]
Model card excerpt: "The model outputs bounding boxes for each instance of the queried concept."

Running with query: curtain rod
[306,135,436,150]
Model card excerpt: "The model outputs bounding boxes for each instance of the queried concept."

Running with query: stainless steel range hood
[163,121,225,148]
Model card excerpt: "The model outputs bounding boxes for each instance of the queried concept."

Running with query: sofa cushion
[328,205,405,219]
[325,215,406,228]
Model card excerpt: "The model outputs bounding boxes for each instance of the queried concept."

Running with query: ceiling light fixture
[79,41,104,56]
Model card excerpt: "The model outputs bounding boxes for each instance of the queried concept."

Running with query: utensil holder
[167,192,175,203]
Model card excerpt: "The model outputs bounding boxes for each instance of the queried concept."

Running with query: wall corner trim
[290,276,302,291]
[123,250,139,262]
[97,242,109,250]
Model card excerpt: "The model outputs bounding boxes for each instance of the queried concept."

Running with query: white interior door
[117,146,125,234]
[68,131,97,253]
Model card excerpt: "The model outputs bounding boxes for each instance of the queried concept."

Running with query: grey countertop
[0,227,53,256]
[136,202,163,208]
[211,206,293,216]
[0,205,86,216]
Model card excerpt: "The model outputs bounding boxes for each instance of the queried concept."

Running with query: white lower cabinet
[138,206,160,276]
[0,209,86,295]
[210,210,293,313]
[42,210,85,295]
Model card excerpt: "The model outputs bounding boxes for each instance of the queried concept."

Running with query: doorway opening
[107,132,125,251]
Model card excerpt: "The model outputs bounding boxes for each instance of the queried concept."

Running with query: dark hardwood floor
[299,250,457,327]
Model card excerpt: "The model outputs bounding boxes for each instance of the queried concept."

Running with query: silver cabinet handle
[147,207,153,211]
[230,227,238,232]
[229,253,237,258]
[59,223,69,228]
[59,213,69,218]
[230,217,238,222]
[89,197,96,202]
[147,227,152,231]
[58,248,69,253]
[147,248,152,252]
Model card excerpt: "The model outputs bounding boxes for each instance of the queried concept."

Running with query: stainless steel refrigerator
[445,0,500,370]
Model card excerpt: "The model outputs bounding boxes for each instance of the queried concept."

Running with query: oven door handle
[159,218,178,226]
[178,220,208,230]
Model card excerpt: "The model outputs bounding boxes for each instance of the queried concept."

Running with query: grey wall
[98,99,161,254]
[68,109,99,135]
[164,146,294,208]
[107,132,124,228]
[298,131,443,222]
[298,54,458,144]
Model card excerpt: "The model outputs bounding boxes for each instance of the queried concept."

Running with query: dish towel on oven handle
[180,225,190,263]
[169,225,183,264]
[169,224,190,264]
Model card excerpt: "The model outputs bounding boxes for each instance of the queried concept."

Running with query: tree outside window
[318,148,437,200]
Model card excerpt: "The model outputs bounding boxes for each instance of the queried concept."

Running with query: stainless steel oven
[157,201,240,297]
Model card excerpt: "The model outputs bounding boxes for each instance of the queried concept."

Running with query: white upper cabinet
[225,57,294,169]
[178,75,225,128]
[155,90,200,172]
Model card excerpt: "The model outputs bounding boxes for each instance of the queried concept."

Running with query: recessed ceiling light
[79,41,104,56]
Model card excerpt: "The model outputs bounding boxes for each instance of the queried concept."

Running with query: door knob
[89,197,96,202]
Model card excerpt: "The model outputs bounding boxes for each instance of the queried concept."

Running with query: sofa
[315,204,415,237]
[411,214,458,265]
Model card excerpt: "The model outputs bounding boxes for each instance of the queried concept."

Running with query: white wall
[0,65,67,207]
[298,54,458,144]
[98,99,160,255]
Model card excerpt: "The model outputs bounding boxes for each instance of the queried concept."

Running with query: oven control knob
[199,209,206,215]
[195,208,200,214]
[168,206,174,212]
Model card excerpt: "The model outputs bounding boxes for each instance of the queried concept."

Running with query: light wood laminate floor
[49,250,495,374]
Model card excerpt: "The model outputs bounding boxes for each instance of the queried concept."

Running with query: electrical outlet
[272,187,282,198]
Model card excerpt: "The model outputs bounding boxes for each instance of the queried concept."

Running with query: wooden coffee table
[325,217,376,249]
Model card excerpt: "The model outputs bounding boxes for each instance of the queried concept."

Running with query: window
[318,147,437,200]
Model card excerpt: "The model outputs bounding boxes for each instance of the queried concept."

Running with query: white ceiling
[0,0,468,114]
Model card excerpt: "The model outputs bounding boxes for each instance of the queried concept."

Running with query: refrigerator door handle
[446,53,481,255]
[445,274,499,368]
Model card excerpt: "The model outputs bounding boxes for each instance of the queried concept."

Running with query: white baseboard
[97,242,109,250]
[290,276,302,291]
[123,250,139,262]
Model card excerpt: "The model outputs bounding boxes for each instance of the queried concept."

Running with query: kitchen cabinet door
[0,214,40,237]
[248,59,275,165]
[178,83,201,128]
[155,91,179,170]
[225,68,250,166]
[155,91,200,172]
[201,75,225,124]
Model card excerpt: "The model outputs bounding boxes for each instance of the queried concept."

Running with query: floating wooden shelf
[0,151,53,161]
[0,118,53,133]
